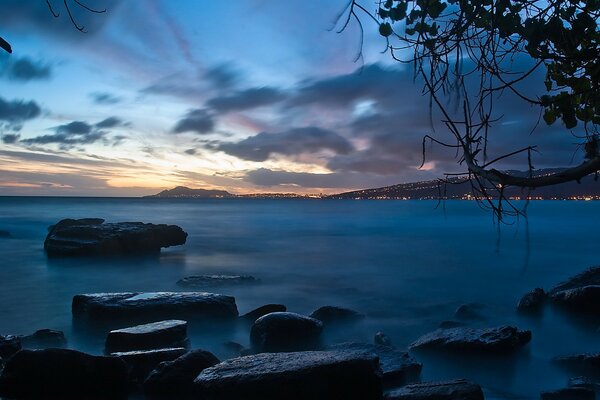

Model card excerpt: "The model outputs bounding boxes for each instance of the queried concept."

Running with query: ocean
[0,197,598,399]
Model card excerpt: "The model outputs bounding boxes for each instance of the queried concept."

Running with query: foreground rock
[73,292,238,320]
[0,348,128,399]
[44,218,187,257]
[310,306,365,325]
[194,351,382,400]
[0,335,20,359]
[21,329,67,349]
[144,349,220,398]
[540,387,595,400]
[547,266,600,313]
[517,288,546,313]
[112,347,187,382]
[570,376,600,392]
[177,275,256,288]
[410,326,531,354]
[554,353,600,374]
[328,342,421,386]
[384,379,484,399]
[250,312,323,352]
[106,320,189,353]
[241,304,287,321]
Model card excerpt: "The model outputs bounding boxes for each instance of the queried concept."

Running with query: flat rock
[554,353,600,372]
[0,335,21,359]
[44,218,187,257]
[72,291,238,320]
[112,347,187,382]
[177,275,256,288]
[551,286,600,313]
[540,387,596,400]
[410,325,531,354]
[570,376,600,392]
[250,312,323,352]
[517,288,546,313]
[327,342,421,386]
[0,348,129,399]
[384,379,484,399]
[310,306,365,325]
[241,304,287,322]
[143,349,220,398]
[21,329,67,349]
[106,320,189,353]
[194,350,382,400]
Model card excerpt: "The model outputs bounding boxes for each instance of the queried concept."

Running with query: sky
[0,0,586,196]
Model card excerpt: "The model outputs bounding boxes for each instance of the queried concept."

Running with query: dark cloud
[22,117,128,148]
[184,148,196,155]
[0,97,41,122]
[56,121,92,135]
[207,87,286,114]
[90,92,122,105]
[173,109,215,134]
[95,116,124,128]
[218,127,354,162]
[1,134,20,144]
[21,131,105,146]
[0,55,52,81]
[204,63,240,89]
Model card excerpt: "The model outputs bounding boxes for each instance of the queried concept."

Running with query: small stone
[310,306,365,325]
[374,332,392,347]
[21,329,67,349]
[250,312,323,353]
[241,304,286,322]
[454,304,485,320]
[517,288,546,313]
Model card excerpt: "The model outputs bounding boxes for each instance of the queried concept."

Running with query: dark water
[0,197,599,399]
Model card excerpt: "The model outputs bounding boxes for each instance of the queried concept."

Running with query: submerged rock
[222,341,248,358]
[328,342,421,386]
[517,288,546,313]
[44,218,187,257]
[310,306,365,325]
[554,353,600,373]
[194,350,382,400]
[0,348,129,399]
[384,379,484,400]
[241,304,287,322]
[410,325,531,354]
[177,275,256,288]
[112,347,187,383]
[21,329,67,349]
[105,320,189,353]
[0,230,11,238]
[250,312,323,353]
[143,349,220,398]
[438,320,467,329]
[454,304,485,320]
[72,291,238,320]
[540,387,595,400]
[569,376,600,392]
[0,335,20,359]
[374,332,393,347]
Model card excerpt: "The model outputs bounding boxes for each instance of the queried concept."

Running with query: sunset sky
[0,0,583,196]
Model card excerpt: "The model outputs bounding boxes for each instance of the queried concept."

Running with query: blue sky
[0,0,583,196]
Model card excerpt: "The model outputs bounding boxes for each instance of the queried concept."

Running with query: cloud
[173,109,215,134]
[56,121,92,135]
[90,92,122,105]
[184,148,196,155]
[207,87,286,114]
[21,117,128,148]
[1,134,20,144]
[0,55,52,81]
[0,97,41,122]
[218,127,353,162]
[204,63,241,89]
[95,116,125,128]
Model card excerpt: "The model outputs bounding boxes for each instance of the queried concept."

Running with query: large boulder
[384,379,484,400]
[105,320,189,353]
[20,329,67,349]
[194,351,382,400]
[112,347,187,383]
[72,291,238,320]
[310,306,365,325]
[0,335,20,359]
[143,349,220,398]
[250,312,323,353]
[328,342,421,386]
[44,218,187,257]
[410,326,531,354]
[0,348,129,399]
[177,275,257,288]
[241,304,287,322]
[548,266,600,313]
[540,387,596,400]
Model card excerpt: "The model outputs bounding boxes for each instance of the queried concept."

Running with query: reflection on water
[0,197,599,399]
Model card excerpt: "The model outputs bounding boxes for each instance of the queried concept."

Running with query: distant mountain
[146,186,233,198]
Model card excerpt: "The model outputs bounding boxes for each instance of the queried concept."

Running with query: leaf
[0,36,12,54]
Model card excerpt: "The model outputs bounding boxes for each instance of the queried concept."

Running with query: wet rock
[144,349,219,399]
[0,335,20,359]
[551,266,600,294]
[569,376,600,392]
[177,275,256,288]
[454,304,485,320]
[44,218,187,257]
[21,329,67,349]
[106,320,189,353]
[410,325,531,354]
[517,288,546,313]
[551,286,600,313]
[540,387,595,400]
[72,291,238,320]
[0,348,129,399]
[250,312,323,353]
[439,320,467,329]
[0,230,11,238]
[384,379,484,399]
[112,347,187,383]
[310,306,365,325]
[328,342,421,386]
[554,353,600,374]
[194,350,382,400]
[375,332,393,347]
[241,304,287,322]
[222,341,248,358]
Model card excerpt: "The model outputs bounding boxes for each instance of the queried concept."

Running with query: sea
[0,197,599,399]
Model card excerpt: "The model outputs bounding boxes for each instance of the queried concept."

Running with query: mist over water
[0,197,598,399]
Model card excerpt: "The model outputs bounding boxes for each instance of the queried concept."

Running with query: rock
[177,275,257,288]
[310,306,365,325]
[550,266,600,294]
[569,376,600,392]
[374,332,393,347]
[384,379,484,399]
[250,312,323,353]
[72,291,238,320]
[44,218,187,257]
[439,320,467,329]
[0,230,11,238]
[241,304,287,321]
[143,349,219,398]
[328,342,421,386]
[0,348,129,399]
[410,325,531,354]
[554,353,600,373]
[551,286,600,313]
[106,320,189,353]
[112,347,187,383]
[21,329,67,349]
[454,304,485,320]
[0,335,20,359]
[222,341,247,358]
[540,387,595,400]
[517,288,546,313]
[194,350,382,400]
